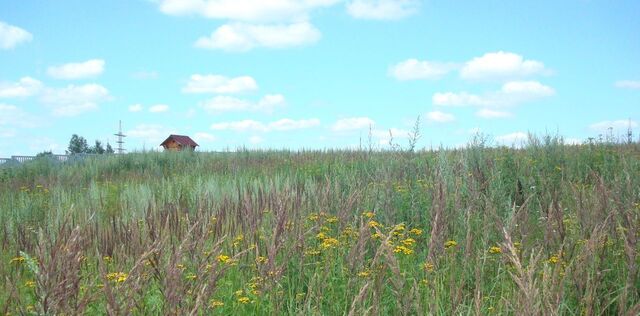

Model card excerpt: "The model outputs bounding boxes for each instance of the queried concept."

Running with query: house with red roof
[160,135,199,151]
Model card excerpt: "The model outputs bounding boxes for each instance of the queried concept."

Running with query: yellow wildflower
[237,296,250,304]
[423,262,434,272]
[401,238,416,247]
[326,216,338,224]
[444,240,458,249]
[393,245,414,255]
[25,280,36,288]
[362,211,375,218]
[256,256,268,264]
[304,249,321,256]
[368,220,382,228]
[209,300,224,308]
[10,256,25,264]
[217,255,231,264]
[320,237,339,249]
[316,232,327,240]
[186,273,197,281]
[103,256,112,263]
[409,228,423,236]
[488,246,502,254]
[371,232,383,239]
[357,270,370,278]
[233,234,244,247]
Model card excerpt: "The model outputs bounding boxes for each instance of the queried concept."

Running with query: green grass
[0,136,639,315]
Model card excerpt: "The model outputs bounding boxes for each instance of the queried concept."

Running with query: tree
[89,140,105,154]
[67,134,89,154]
[35,150,53,158]
[105,142,115,154]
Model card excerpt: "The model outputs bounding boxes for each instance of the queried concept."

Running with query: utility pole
[114,120,126,154]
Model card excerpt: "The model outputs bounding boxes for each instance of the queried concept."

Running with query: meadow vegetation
[0,135,638,315]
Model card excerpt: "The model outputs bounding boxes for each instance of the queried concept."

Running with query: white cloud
[269,118,320,131]
[433,81,555,107]
[371,127,410,145]
[149,104,169,113]
[157,0,340,22]
[460,51,547,81]
[129,104,143,112]
[476,108,512,119]
[389,59,457,80]
[194,132,216,142]
[47,59,105,80]
[331,117,375,131]
[0,21,32,49]
[496,132,528,146]
[200,94,285,113]
[131,71,159,80]
[425,111,455,123]
[195,22,321,52]
[249,135,263,144]
[589,119,638,132]
[183,74,258,94]
[615,80,640,90]
[347,0,420,20]
[40,84,110,116]
[0,104,32,127]
[128,124,176,144]
[211,118,320,132]
[0,77,43,98]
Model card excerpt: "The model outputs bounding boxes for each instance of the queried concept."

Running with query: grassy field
[1,136,638,315]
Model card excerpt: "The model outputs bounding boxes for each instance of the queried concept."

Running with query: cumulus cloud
[157,0,340,22]
[129,104,143,112]
[460,51,548,81]
[194,132,216,142]
[615,80,640,90]
[0,21,32,49]
[40,84,110,116]
[0,103,40,128]
[47,59,105,80]
[0,77,43,98]
[183,74,258,94]
[425,111,455,123]
[389,59,457,80]
[149,104,169,113]
[200,94,285,113]
[331,117,375,131]
[195,22,321,52]
[128,124,176,144]
[211,118,320,132]
[496,132,528,146]
[475,108,512,119]
[589,119,638,132]
[433,81,555,107]
[347,0,420,20]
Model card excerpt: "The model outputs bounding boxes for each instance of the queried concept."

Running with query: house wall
[163,140,181,151]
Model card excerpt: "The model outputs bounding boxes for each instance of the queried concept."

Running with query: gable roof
[160,134,199,147]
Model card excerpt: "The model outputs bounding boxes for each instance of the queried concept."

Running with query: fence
[0,154,103,166]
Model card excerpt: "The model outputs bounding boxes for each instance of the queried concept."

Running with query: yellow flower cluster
[488,246,502,254]
[209,300,224,308]
[10,256,25,264]
[394,245,414,255]
[320,237,339,249]
[106,272,128,283]
[217,254,232,264]
[444,240,458,249]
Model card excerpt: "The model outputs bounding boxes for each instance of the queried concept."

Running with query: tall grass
[0,136,638,314]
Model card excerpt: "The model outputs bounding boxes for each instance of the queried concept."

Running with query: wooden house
[160,135,199,151]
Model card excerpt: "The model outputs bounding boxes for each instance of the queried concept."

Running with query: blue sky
[0,0,638,155]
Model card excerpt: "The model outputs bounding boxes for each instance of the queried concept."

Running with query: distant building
[160,135,199,151]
